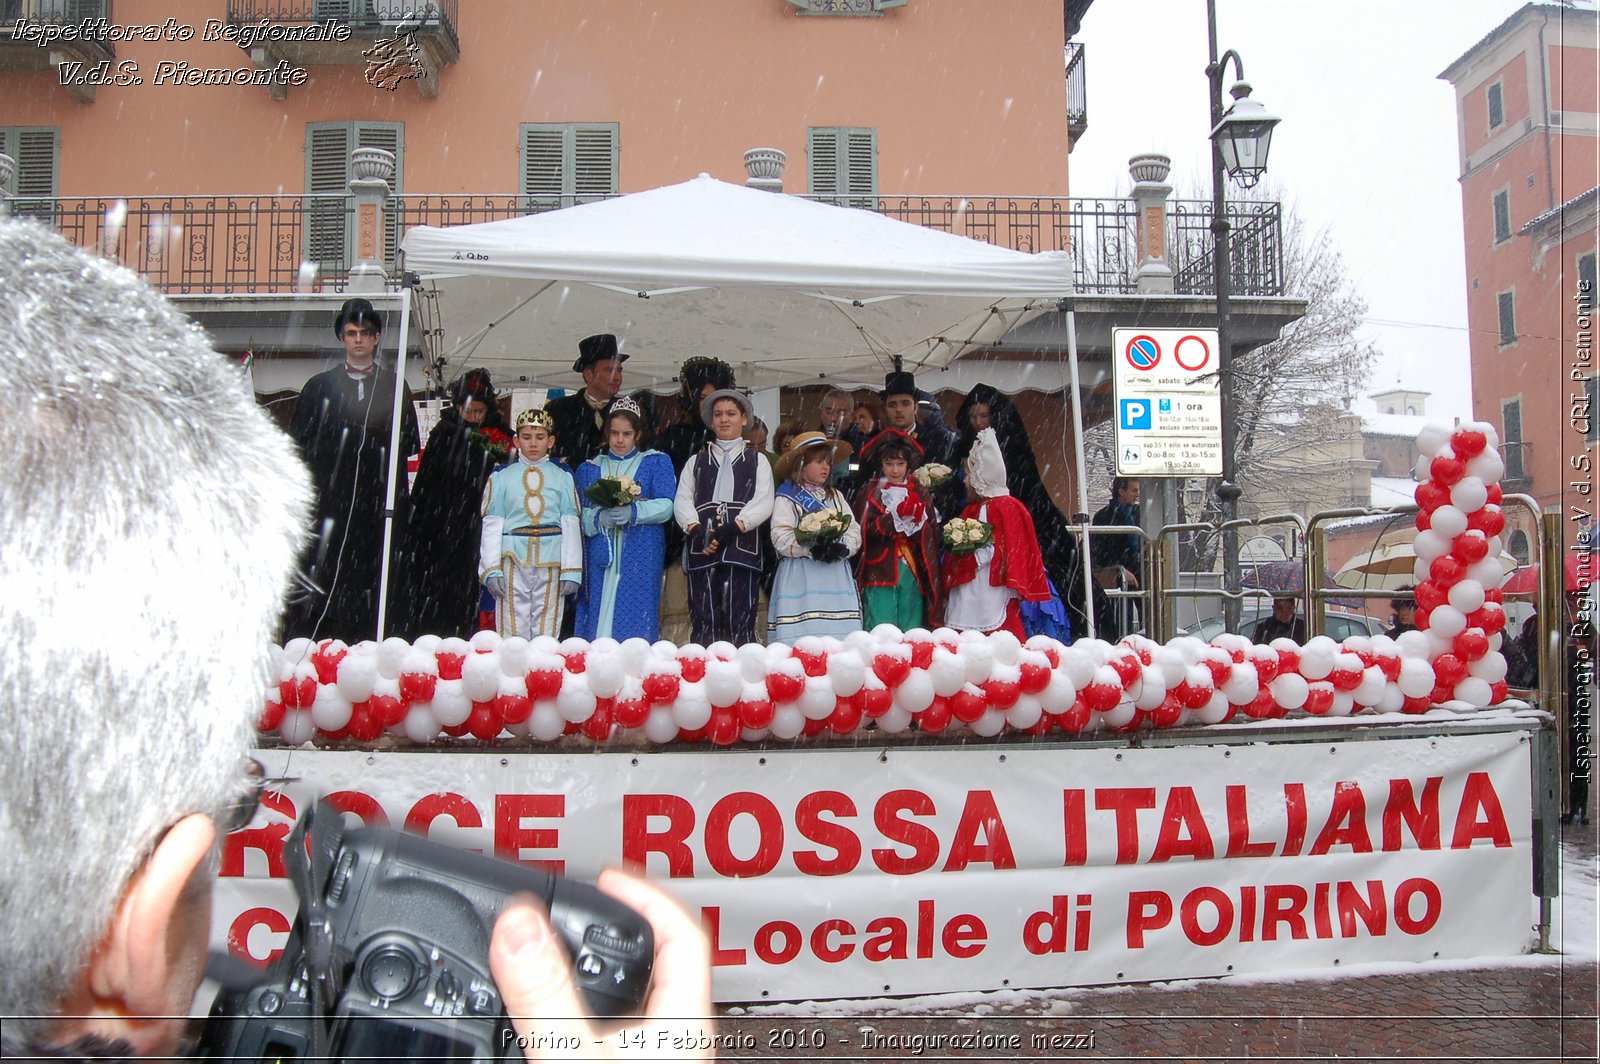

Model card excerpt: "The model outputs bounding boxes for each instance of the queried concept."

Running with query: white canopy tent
[400,175,1075,391]
[381,176,1096,635]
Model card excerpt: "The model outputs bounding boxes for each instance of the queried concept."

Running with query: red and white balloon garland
[258,423,1515,747]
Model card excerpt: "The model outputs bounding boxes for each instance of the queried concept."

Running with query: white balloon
[1168,636,1208,664]
[1061,647,1098,691]
[799,676,837,719]
[1467,556,1504,589]
[1039,671,1077,713]
[1413,556,1432,584]
[461,651,503,703]
[1005,695,1044,730]
[1376,683,1406,714]
[1133,665,1168,711]
[672,682,713,731]
[1429,604,1468,638]
[643,706,681,744]
[1413,529,1451,562]
[826,652,866,697]
[1468,651,1508,682]
[430,678,471,727]
[584,653,627,700]
[334,653,378,703]
[1447,579,1486,615]
[1298,642,1336,682]
[279,707,318,745]
[1270,673,1310,710]
[769,703,806,739]
[704,659,745,707]
[1416,423,1450,455]
[1193,690,1233,724]
[1431,505,1468,539]
[309,686,353,732]
[894,669,936,714]
[617,637,653,674]
[928,647,967,697]
[1450,477,1488,514]
[281,637,315,668]
[1466,449,1504,484]
[877,706,913,734]
[555,672,597,723]
[1425,631,1455,660]
[1329,692,1355,717]
[1353,666,1387,706]
[1394,629,1433,659]
[467,629,501,652]
[968,708,1007,737]
[1221,661,1260,704]
[962,640,995,685]
[497,637,531,676]
[1099,697,1138,729]
[705,640,738,660]
[1453,677,1493,707]
[529,635,562,655]
[413,633,442,655]
[869,622,905,643]
[1397,657,1435,699]
[736,643,769,683]
[400,704,440,744]
[988,630,1022,666]
[400,647,439,679]
[1413,453,1433,482]
[1153,648,1186,689]
[528,703,566,742]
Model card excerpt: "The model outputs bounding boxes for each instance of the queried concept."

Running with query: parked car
[1179,606,1387,643]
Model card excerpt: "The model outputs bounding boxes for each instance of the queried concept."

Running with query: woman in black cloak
[400,369,514,638]
[954,384,1089,641]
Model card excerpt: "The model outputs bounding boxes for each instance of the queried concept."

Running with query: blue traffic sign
[1125,334,1160,370]
[1119,398,1152,431]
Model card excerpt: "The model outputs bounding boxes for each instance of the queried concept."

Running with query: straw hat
[773,429,852,483]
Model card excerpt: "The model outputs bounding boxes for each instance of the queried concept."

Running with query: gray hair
[0,223,310,1032]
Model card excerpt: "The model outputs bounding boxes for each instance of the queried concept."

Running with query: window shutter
[843,127,877,208]
[1497,291,1516,345]
[355,121,403,269]
[1492,191,1510,243]
[521,126,567,209]
[1502,399,1524,480]
[1487,83,1504,128]
[305,123,351,270]
[0,127,60,224]
[572,125,618,203]
[808,128,841,201]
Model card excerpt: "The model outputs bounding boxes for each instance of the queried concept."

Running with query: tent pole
[376,282,414,641]
[1064,304,1095,640]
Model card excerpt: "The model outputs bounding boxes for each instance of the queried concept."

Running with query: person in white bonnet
[943,428,1052,638]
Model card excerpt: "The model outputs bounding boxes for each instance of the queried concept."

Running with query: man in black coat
[545,332,630,471]
[284,297,420,643]
[875,370,962,518]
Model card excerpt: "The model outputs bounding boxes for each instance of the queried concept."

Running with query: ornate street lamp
[1208,0,1278,634]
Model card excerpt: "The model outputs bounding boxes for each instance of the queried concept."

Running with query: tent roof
[400,176,1074,392]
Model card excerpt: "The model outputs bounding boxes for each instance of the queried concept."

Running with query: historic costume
[573,400,677,641]
[869,371,962,519]
[656,357,736,643]
[767,432,863,643]
[673,389,775,646]
[284,310,420,643]
[545,333,650,470]
[401,369,511,639]
[944,429,1051,638]
[479,410,582,638]
[852,430,944,632]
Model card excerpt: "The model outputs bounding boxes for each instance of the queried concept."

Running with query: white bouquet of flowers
[585,475,642,507]
[942,516,994,555]
[796,509,852,545]
[912,462,954,491]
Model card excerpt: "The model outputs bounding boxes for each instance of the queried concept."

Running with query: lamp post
[1207,0,1278,634]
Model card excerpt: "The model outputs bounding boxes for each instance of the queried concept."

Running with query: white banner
[217,730,1535,1000]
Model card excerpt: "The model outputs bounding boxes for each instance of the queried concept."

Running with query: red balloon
[613,697,651,728]
[736,697,775,730]
[950,688,988,723]
[1203,658,1233,687]
[1451,531,1489,564]
[708,707,740,745]
[1304,683,1335,716]
[441,721,469,738]
[1414,605,1433,631]
[497,694,534,726]
[1251,652,1280,684]
[1022,713,1054,736]
[1469,602,1507,636]
[765,670,805,704]
[1247,689,1278,720]
[1467,505,1506,537]
[1040,647,1061,668]
[1452,628,1491,662]
[1429,554,1466,587]
[1113,709,1147,734]
[871,653,912,688]
[1430,454,1466,486]
[525,668,563,701]
[918,697,952,734]
[1449,427,1488,459]
[1375,654,1402,683]
[1055,697,1092,733]
[312,643,349,685]
[1401,695,1432,714]
[258,699,286,732]
[347,702,384,743]
[1329,660,1363,692]
[908,641,935,670]
[855,684,893,718]
[1275,648,1300,676]
[1150,694,1185,728]
[1108,655,1141,686]
[434,651,465,682]
[398,671,437,704]
[1485,588,1504,605]
[1485,484,1503,505]
[1174,680,1213,710]
[1018,661,1051,694]
[467,701,503,742]
[1083,680,1123,713]
[982,677,1022,710]
[1414,580,1448,611]
[794,649,829,676]
[678,656,708,683]
[1429,682,1454,705]
[802,716,827,737]
[1415,481,1451,513]
[563,652,587,674]
[290,676,320,709]
[829,699,863,734]
[1414,509,1432,532]
[1433,653,1467,687]
[641,672,681,705]
[1489,680,1510,704]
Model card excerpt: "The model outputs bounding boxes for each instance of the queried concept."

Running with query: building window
[0,126,60,225]
[1580,251,1597,295]
[1492,189,1511,243]
[783,0,907,13]
[305,121,404,275]
[808,126,877,208]
[1487,82,1504,129]
[1497,290,1517,345]
[1507,529,1530,565]
[1502,398,1526,483]
[519,124,619,211]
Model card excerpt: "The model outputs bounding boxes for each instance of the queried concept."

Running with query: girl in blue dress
[767,431,864,644]
[574,398,677,641]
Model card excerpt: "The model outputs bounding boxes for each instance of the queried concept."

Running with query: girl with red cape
[943,428,1052,639]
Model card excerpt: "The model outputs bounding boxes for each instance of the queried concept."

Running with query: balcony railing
[224,0,459,54]
[1065,42,1087,147]
[20,192,1285,298]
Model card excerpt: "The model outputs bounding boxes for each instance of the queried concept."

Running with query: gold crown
[516,408,555,432]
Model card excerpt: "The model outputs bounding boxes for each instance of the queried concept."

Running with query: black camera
[202,802,654,1062]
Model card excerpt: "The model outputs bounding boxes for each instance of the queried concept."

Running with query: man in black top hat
[877,369,960,516]
[284,297,420,642]
[545,332,635,470]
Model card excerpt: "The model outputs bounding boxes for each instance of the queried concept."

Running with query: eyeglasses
[219,757,268,835]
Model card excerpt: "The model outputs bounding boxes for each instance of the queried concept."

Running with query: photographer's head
[0,223,310,1054]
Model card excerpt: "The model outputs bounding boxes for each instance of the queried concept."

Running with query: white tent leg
[1065,307,1095,641]
[376,284,413,641]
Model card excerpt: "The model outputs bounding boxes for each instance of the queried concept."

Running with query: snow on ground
[727,837,1597,1018]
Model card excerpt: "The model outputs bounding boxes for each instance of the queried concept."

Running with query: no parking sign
[1111,327,1222,477]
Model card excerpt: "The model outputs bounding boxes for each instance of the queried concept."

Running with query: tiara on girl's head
[609,396,644,419]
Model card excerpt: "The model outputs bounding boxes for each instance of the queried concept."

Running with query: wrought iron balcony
[1065,42,1087,149]
[223,0,459,94]
[19,191,1285,299]
[1501,440,1531,488]
[0,0,116,101]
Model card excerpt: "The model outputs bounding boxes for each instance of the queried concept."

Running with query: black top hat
[333,297,382,338]
[880,370,918,401]
[573,333,628,373]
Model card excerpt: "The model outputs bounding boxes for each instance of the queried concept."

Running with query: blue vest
[685,446,763,573]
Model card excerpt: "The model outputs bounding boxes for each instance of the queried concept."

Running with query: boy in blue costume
[479,409,582,638]
[574,397,676,641]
